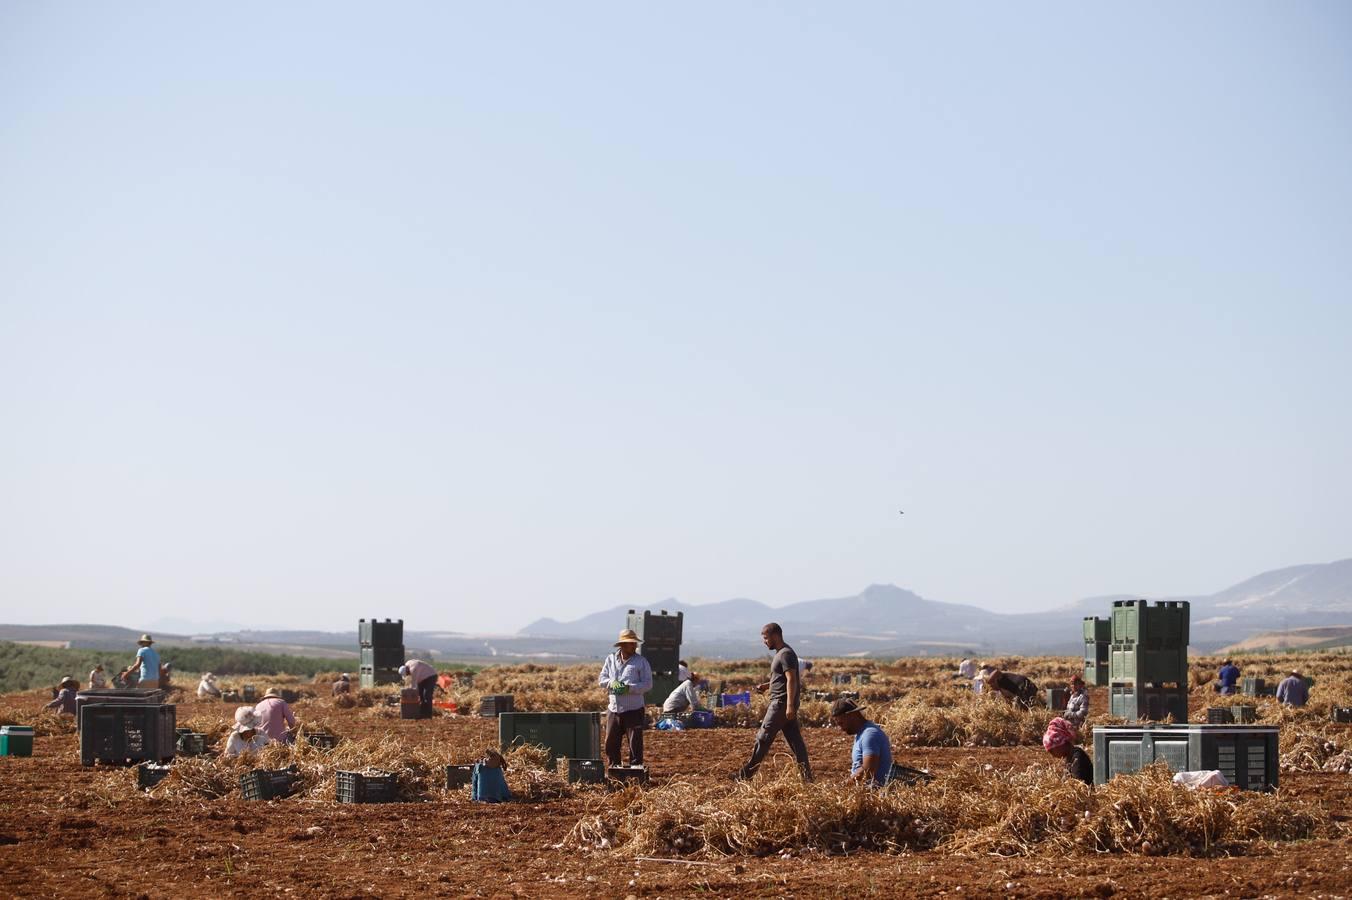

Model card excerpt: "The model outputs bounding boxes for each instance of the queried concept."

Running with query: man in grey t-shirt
[734,622,812,781]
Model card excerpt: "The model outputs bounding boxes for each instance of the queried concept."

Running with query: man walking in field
[735,622,812,782]
[598,628,652,768]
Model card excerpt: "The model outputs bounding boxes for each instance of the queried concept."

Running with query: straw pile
[1280,726,1350,773]
[881,693,1056,747]
[570,764,1333,859]
[0,706,76,736]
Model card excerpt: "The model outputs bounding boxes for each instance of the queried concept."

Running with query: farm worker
[830,697,893,787]
[677,660,691,683]
[197,672,222,699]
[224,707,270,757]
[332,673,352,696]
[735,623,813,782]
[1216,659,1241,695]
[972,669,985,694]
[1042,717,1093,786]
[399,659,438,718]
[957,658,976,681]
[1064,674,1089,727]
[661,671,705,715]
[597,628,653,768]
[159,663,173,690]
[44,676,79,715]
[1276,670,1309,707]
[798,659,814,681]
[982,666,1039,709]
[127,634,161,690]
[88,664,107,690]
[254,688,298,743]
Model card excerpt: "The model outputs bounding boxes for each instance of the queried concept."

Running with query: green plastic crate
[358,617,403,648]
[0,725,34,757]
[1094,724,1278,790]
[1083,660,1109,687]
[1108,643,1188,684]
[499,712,601,765]
[1083,617,1111,642]
[1110,599,1190,647]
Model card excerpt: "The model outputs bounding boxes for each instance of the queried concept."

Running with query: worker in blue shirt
[1216,659,1241,695]
[830,697,893,787]
[124,634,161,690]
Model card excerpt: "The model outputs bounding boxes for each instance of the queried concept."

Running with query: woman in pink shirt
[253,689,298,743]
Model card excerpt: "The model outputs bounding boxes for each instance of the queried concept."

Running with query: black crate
[563,758,606,784]
[478,695,515,717]
[625,609,683,645]
[337,770,399,803]
[361,645,406,670]
[80,704,177,766]
[221,690,242,703]
[858,674,871,685]
[137,762,172,790]
[240,767,300,801]
[359,617,404,648]
[176,732,208,756]
[242,685,258,703]
[887,764,934,786]
[607,765,649,786]
[1230,705,1258,724]
[1333,707,1352,724]
[1207,707,1234,724]
[305,732,339,751]
[445,764,474,789]
[1046,687,1069,710]
[74,689,165,731]
[279,689,302,704]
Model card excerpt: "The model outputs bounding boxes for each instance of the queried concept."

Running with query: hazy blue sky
[2,3,1349,634]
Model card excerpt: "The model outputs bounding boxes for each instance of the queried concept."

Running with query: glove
[610,680,629,695]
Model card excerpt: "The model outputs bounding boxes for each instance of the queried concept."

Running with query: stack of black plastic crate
[358,617,405,689]
[625,609,683,707]
[1108,599,1190,722]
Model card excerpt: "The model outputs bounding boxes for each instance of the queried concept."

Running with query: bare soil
[1,688,1350,898]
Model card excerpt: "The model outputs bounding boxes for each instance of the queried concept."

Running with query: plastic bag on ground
[1172,770,1230,790]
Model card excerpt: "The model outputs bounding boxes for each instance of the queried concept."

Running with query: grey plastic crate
[562,758,606,784]
[1083,617,1111,642]
[607,765,649,786]
[1093,724,1278,790]
[1109,684,1187,723]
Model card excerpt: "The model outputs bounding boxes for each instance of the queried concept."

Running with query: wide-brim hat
[263,688,281,699]
[232,720,259,734]
[58,675,78,688]
[614,629,642,646]
[138,634,155,644]
[234,706,258,727]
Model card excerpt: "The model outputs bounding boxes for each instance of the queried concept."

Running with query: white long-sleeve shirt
[662,680,701,714]
[224,731,270,757]
[597,651,653,713]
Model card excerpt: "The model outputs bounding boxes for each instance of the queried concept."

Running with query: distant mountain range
[3,559,1349,661]
[520,558,1352,656]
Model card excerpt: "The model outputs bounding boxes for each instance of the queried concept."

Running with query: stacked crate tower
[625,609,683,707]
[359,617,405,689]
[1083,616,1110,686]
[1108,600,1190,722]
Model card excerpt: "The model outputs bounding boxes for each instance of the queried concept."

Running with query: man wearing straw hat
[597,628,653,768]
[734,622,813,782]
[254,688,298,744]
[123,634,161,690]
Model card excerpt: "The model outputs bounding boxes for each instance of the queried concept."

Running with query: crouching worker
[332,673,352,697]
[1043,717,1092,786]
[471,747,512,803]
[44,676,79,715]
[399,659,438,718]
[254,688,297,744]
[661,670,706,716]
[225,708,270,757]
[197,672,222,699]
[831,698,893,786]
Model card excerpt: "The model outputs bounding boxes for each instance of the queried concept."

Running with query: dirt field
[2,660,1350,899]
